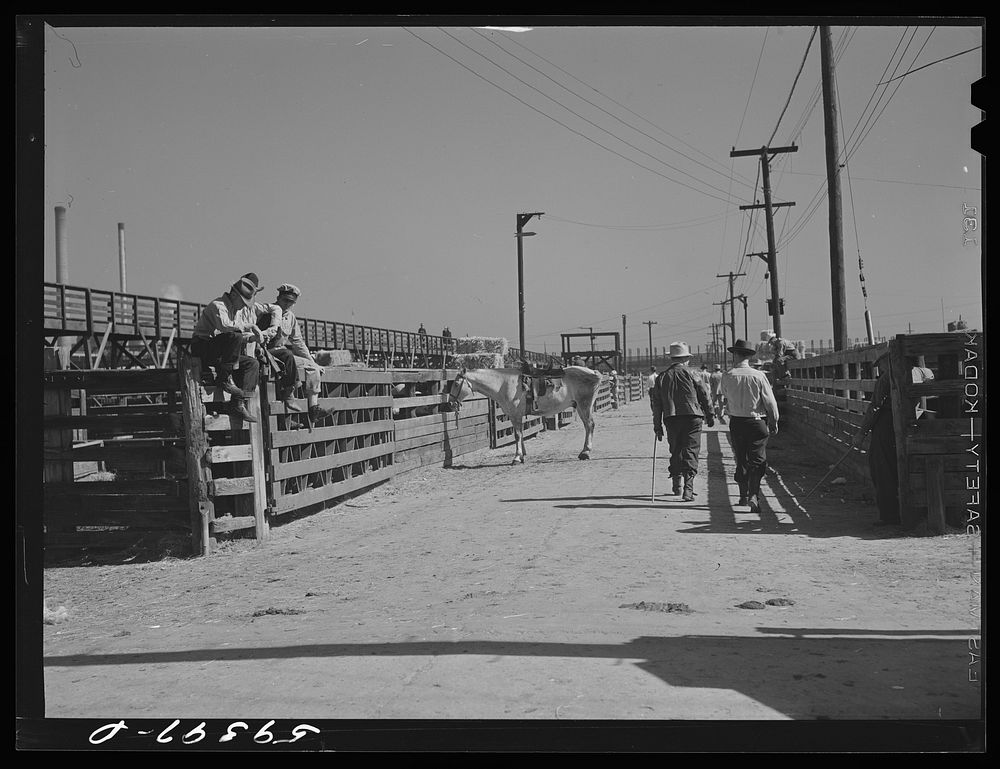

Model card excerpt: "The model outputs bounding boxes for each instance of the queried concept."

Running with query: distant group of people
[648,339,779,512]
[191,273,335,424]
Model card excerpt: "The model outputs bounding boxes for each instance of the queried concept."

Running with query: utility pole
[713,301,735,367]
[735,294,749,340]
[621,314,627,374]
[731,145,797,338]
[643,320,657,368]
[515,212,544,357]
[820,25,848,351]
[717,271,746,353]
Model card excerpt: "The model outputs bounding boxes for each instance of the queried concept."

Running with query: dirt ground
[41,401,982,732]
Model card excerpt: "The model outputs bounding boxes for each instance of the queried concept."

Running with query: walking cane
[802,443,858,500]
[651,435,658,502]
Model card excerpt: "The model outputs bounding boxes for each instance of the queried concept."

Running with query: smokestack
[55,206,69,284]
[54,206,72,368]
[118,223,127,294]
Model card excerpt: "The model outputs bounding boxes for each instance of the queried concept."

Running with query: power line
[544,209,738,231]
[474,28,759,194]
[767,26,818,147]
[436,28,741,202]
[877,44,981,84]
[404,28,738,206]
[493,28,758,189]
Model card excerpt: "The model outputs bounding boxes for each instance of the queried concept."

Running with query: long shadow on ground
[45,630,981,723]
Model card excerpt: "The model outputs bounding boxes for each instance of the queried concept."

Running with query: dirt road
[42,402,981,728]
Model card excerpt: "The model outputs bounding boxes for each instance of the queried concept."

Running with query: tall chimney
[55,206,69,284]
[118,222,127,294]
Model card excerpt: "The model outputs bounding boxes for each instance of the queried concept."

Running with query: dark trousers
[728,417,769,497]
[268,347,299,397]
[867,409,900,523]
[665,415,703,477]
[191,333,259,393]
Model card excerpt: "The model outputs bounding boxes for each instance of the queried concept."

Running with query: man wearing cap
[651,342,715,501]
[258,284,335,423]
[720,339,780,513]
[709,363,726,424]
[191,272,274,422]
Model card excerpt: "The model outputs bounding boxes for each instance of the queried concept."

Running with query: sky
[39,17,984,357]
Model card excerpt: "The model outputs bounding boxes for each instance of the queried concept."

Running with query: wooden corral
[783,332,983,533]
[390,370,491,474]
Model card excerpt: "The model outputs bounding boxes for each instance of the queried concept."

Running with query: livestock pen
[782,332,983,534]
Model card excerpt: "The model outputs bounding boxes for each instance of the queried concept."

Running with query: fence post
[887,337,914,528]
[250,373,270,543]
[179,354,213,555]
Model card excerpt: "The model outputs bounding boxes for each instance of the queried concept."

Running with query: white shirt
[720,361,779,422]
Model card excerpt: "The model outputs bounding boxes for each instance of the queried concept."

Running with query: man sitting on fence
[258,283,334,423]
[191,272,272,422]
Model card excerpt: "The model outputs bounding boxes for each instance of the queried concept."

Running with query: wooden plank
[899,333,977,356]
[210,476,255,496]
[272,464,394,514]
[44,493,189,513]
[316,370,394,385]
[270,442,396,480]
[391,394,451,409]
[44,479,184,496]
[43,413,178,433]
[180,355,213,555]
[908,469,975,492]
[395,425,489,453]
[906,417,982,438]
[43,531,189,551]
[903,435,975,455]
[900,380,968,398]
[393,414,490,442]
[390,370,452,383]
[249,390,269,542]
[210,515,257,534]
[204,412,248,432]
[47,445,182,463]
[208,444,254,463]
[42,508,190,530]
[269,395,392,411]
[270,419,395,447]
[910,454,979,473]
[43,369,180,394]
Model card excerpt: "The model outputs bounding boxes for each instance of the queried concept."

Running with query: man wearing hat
[650,342,715,501]
[191,272,273,422]
[646,366,657,399]
[258,283,335,423]
[709,363,726,424]
[720,339,780,513]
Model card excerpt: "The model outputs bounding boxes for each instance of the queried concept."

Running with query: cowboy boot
[308,403,335,422]
[231,397,257,423]
[671,476,682,495]
[682,474,696,502]
[216,373,247,398]
[278,387,303,412]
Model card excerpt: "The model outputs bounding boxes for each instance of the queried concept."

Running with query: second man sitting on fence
[258,284,335,423]
[651,342,714,501]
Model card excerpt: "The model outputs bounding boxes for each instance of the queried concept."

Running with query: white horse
[448,365,602,464]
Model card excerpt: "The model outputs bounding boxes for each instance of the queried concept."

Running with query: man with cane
[720,339,780,514]
[651,342,714,502]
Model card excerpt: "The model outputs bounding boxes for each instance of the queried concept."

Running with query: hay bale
[454,336,509,356]
[313,349,354,367]
[450,352,505,369]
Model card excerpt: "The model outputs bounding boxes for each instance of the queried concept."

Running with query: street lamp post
[515,212,544,358]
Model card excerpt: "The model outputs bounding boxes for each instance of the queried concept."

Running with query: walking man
[258,284,335,423]
[651,342,715,501]
[709,363,726,423]
[191,272,271,422]
[646,365,657,399]
[720,339,780,513]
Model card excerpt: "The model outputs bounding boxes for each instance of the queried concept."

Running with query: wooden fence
[784,332,983,533]
[43,361,633,557]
